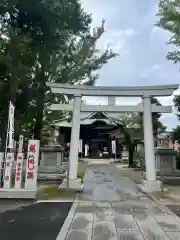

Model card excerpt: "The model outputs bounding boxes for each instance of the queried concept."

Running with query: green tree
[0,23,35,149]
[46,21,117,123]
[111,97,166,167]
[0,0,117,145]
[31,19,116,141]
[112,113,143,167]
[157,0,180,64]
[171,94,180,145]
[171,94,180,143]
[156,0,180,146]
[171,125,180,143]
[174,94,180,121]
[0,0,92,140]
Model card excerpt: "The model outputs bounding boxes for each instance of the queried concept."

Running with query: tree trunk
[9,83,17,105]
[128,144,136,168]
[33,82,45,140]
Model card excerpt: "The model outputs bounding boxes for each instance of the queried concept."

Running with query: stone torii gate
[47,83,179,192]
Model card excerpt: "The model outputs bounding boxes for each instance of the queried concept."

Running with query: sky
[81,0,180,130]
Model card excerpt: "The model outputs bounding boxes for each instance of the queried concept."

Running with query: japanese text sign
[25,140,40,190]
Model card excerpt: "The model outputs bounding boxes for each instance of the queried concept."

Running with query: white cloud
[82,96,107,105]
[140,64,163,79]
[99,28,138,52]
[81,0,180,129]
[157,88,180,106]
[151,64,162,71]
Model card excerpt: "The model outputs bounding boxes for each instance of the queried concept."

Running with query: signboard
[3,152,14,189]
[25,140,40,190]
[14,153,24,189]
[112,140,116,154]
[79,139,83,153]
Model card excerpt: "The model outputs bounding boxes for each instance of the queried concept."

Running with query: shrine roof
[54,112,124,127]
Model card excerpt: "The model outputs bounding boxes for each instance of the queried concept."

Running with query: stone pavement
[58,165,180,240]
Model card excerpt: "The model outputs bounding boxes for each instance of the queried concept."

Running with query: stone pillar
[140,96,161,192]
[68,95,82,189]
[143,96,156,181]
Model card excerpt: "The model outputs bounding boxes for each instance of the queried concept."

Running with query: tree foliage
[174,94,180,120]
[111,113,142,167]
[157,0,180,139]
[111,97,166,167]
[157,0,180,64]
[171,125,180,143]
[0,0,117,147]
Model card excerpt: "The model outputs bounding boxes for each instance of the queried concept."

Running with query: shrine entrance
[48,83,178,192]
[81,120,123,158]
[59,112,123,159]
[81,120,112,158]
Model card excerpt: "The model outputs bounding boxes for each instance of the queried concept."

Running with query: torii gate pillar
[68,95,82,189]
[140,96,161,192]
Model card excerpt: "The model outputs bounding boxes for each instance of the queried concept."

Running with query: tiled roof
[54,112,124,127]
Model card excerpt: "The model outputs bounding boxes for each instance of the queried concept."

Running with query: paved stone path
[58,165,180,240]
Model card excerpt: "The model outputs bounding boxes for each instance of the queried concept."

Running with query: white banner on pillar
[79,139,83,153]
[3,152,14,188]
[112,140,116,154]
[0,152,4,181]
[85,144,89,157]
[7,101,15,149]
[14,152,24,189]
[25,140,39,190]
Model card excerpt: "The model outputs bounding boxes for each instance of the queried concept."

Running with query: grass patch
[77,166,86,183]
[39,186,77,200]
[37,165,87,200]
[151,191,165,200]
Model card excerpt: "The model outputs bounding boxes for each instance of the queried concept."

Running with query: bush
[134,151,145,168]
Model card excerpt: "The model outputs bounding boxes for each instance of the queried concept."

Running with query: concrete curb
[137,183,180,225]
[56,201,79,240]
[164,193,180,202]
[137,184,167,205]
[36,200,74,203]
[144,191,163,204]
[138,184,180,205]
[147,192,180,224]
